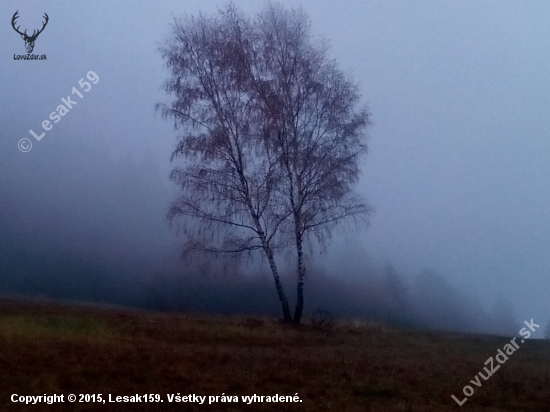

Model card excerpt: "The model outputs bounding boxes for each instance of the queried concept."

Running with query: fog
[1,0,549,337]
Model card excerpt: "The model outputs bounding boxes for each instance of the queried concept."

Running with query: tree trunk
[250,211,292,323]
[265,247,293,322]
[240,168,293,322]
[293,227,305,324]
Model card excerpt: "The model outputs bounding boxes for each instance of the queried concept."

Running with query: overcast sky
[1,0,549,330]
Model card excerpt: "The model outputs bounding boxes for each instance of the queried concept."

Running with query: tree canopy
[157,2,371,323]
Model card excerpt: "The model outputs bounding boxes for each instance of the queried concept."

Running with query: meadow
[0,298,549,411]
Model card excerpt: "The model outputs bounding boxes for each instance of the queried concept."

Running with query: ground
[0,298,549,411]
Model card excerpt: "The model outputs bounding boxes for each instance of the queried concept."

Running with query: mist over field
[1,1,550,337]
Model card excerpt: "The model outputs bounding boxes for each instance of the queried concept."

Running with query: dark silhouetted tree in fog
[157,2,371,324]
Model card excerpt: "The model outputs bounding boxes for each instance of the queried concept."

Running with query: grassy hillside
[0,298,549,411]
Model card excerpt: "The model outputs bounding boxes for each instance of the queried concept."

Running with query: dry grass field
[0,298,549,411]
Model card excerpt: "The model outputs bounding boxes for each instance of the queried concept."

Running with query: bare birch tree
[157,6,293,321]
[158,2,371,324]
[248,4,372,323]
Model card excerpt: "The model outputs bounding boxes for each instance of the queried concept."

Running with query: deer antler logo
[11,11,49,53]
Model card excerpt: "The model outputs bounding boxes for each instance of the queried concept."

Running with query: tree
[157,5,293,321]
[246,3,372,323]
[157,2,371,324]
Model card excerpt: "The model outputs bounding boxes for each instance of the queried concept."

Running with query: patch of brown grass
[0,298,549,411]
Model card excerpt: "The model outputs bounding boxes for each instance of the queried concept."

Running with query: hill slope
[0,299,549,411]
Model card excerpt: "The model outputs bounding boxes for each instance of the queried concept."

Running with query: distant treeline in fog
[0,143,519,337]
[0,231,519,337]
